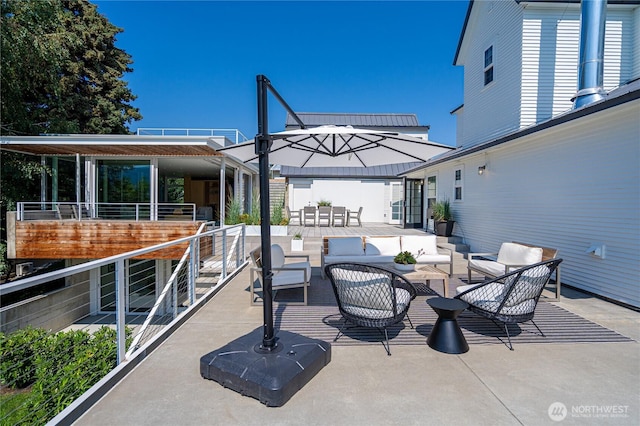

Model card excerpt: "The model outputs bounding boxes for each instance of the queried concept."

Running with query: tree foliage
[0,0,142,135]
[0,0,143,278]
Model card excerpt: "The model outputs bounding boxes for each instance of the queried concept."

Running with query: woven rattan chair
[455,258,563,350]
[324,262,417,355]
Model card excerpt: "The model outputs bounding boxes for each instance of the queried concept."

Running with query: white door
[389,181,403,225]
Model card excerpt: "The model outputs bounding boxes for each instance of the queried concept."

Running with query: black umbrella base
[200,327,331,407]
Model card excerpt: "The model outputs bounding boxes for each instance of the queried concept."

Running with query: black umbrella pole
[257,75,276,349]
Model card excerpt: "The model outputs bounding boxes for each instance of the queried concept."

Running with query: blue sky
[94,1,469,146]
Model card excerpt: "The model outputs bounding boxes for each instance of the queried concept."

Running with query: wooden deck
[9,220,204,260]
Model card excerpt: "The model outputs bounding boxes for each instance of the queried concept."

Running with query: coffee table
[386,264,450,297]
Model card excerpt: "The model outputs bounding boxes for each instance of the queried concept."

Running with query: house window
[454,169,463,200]
[484,45,494,86]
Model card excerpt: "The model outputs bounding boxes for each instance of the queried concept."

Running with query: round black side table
[426,297,469,354]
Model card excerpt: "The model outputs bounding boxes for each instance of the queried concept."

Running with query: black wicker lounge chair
[455,258,563,350]
[324,262,417,355]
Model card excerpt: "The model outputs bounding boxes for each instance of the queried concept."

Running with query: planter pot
[291,239,304,252]
[245,225,288,236]
[394,262,415,272]
[435,220,455,237]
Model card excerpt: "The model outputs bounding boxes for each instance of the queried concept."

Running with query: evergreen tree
[0,0,143,277]
[0,0,142,135]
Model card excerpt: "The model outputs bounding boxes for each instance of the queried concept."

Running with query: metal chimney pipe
[572,0,607,109]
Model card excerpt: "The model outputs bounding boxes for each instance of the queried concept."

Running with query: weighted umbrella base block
[200,327,331,407]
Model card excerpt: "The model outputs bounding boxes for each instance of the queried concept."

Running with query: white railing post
[189,240,196,305]
[172,274,178,319]
[115,260,126,364]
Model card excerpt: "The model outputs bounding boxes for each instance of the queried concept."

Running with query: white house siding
[458,0,524,148]
[522,7,637,125]
[429,100,640,308]
[287,178,392,223]
[463,2,638,148]
[634,6,640,79]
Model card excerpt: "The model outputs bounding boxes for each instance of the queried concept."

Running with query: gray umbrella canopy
[218,125,453,167]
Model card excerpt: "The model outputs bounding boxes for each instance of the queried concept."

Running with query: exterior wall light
[478,165,486,175]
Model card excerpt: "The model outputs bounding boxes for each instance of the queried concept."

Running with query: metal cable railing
[0,224,246,425]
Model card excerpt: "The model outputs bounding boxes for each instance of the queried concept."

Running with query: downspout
[572,0,607,109]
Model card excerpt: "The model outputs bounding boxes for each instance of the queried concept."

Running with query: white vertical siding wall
[521,17,544,126]
[439,100,640,307]
[288,178,392,223]
[462,2,638,146]
[634,7,640,79]
[459,0,524,147]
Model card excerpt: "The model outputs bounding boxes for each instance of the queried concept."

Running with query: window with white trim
[484,45,494,86]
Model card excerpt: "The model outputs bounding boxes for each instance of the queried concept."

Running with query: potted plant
[291,232,304,251]
[393,251,416,272]
[432,199,455,237]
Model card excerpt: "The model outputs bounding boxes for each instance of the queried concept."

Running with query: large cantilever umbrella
[219,124,453,167]
[201,75,453,407]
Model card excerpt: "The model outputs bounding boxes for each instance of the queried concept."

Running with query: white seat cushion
[401,235,439,256]
[415,254,451,264]
[342,288,412,319]
[468,259,509,277]
[365,237,401,256]
[497,243,543,265]
[328,237,364,256]
[272,268,308,287]
[280,261,311,280]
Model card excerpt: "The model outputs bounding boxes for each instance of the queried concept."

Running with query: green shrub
[248,190,261,225]
[224,197,242,225]
[271,199,284,225]
[0,326,129,425]
[0,326,48,389]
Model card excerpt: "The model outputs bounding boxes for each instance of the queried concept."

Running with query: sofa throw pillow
[497,243,543,265]
[328,237,364,256]
[333,269,394,311]
[500,264,551,307]
[400,235,439,257]
[365,237,401,256]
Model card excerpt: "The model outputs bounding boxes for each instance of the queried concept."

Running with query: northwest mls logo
[548,402,630,421]
[548,402,568,422]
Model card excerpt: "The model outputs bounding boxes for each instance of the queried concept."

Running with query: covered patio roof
[0,134,227,157]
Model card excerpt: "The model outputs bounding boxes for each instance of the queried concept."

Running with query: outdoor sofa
[320,235,453,279]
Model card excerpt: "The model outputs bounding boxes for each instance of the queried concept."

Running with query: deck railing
[136,127,250,144]
[0,223,246,424]
[16,201,198,221]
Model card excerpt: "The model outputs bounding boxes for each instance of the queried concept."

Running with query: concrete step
[436,236,470,257]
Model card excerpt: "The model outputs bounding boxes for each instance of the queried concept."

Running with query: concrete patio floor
[74,225,639,425]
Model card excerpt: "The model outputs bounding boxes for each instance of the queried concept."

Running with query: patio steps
[436,235,470,258]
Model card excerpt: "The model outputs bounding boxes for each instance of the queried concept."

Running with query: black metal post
[200,75,331,406]
[256,75,276,349]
